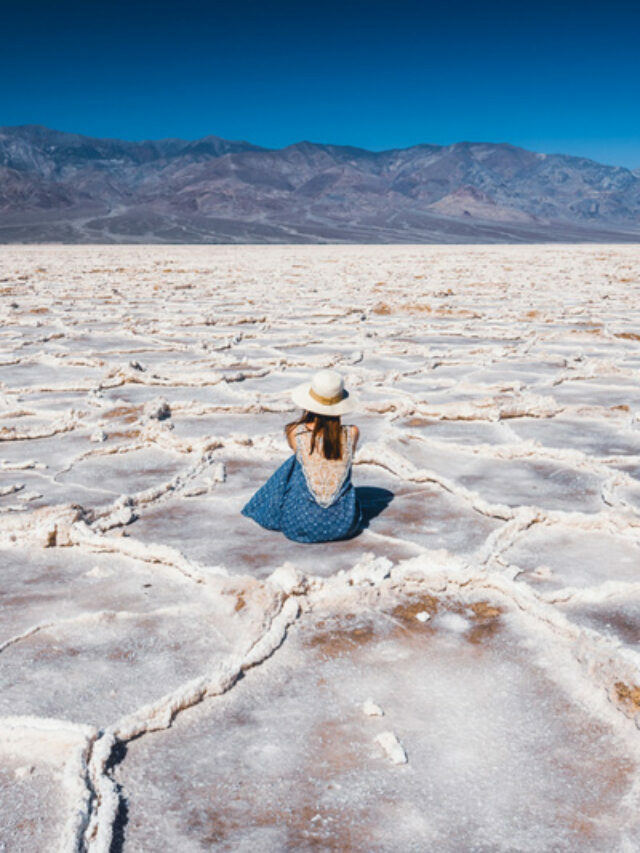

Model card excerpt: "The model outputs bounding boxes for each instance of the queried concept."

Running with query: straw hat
[291,369,357,416]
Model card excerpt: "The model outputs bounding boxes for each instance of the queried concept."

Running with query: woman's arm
[351,425,359,452]
[285,423,297,450]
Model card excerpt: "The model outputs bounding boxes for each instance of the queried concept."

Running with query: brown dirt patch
[613,681,640,714]
[108,429,141,440]
[304,617,376,656]
[107,648,138,663]
[404,417,436,427]
[433,307,480,318]
[401,303,432,313]
[391,594,503,645]
[469,601,502,620]
[191,712,370,850]
[570,326,603,335]
[391,594,439,626]
[32,644,80,662]
[194,790,367,851]
[102,405,142,423]
[465,601,504,644]
[372,302,433,315]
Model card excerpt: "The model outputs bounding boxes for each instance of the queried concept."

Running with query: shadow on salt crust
[124,491,415,579]
[124,456,497,577]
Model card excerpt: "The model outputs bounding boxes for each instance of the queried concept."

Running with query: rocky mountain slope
[0,125,638,242]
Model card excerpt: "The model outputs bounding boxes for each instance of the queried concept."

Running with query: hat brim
[291,382,357,416]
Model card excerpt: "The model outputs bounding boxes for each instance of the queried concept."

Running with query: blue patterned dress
[241,424,363,543]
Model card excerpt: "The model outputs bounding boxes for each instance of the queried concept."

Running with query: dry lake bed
[1,243,640,851]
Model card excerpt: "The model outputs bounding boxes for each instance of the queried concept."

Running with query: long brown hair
[285,410,343,460]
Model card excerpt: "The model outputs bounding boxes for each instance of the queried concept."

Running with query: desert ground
[1,243,640,852]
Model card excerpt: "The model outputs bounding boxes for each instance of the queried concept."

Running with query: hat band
[309,387,345,406]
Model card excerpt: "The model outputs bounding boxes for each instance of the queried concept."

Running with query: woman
[241,369,363,543]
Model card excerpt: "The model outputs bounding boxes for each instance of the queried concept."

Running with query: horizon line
[2,122,638,173]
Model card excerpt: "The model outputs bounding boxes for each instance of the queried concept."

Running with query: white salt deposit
[375,730,408,764]
[362,699,385,716]
[438,612,472,633]
[1,243,640,850]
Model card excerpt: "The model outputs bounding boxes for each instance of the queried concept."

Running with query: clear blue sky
[1,0,639,168]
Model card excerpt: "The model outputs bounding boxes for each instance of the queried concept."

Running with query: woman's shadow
[353,486,394,535]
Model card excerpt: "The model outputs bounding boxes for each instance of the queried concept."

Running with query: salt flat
[1,243,640,851]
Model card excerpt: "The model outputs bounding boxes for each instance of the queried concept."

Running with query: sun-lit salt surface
[1,243,640,851]
[116,597,640,852]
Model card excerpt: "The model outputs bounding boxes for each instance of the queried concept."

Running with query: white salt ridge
[1,459,43,470]
[83,596,299,852]
[142,397,171,421]
[0,482,24,496]
[0,715,97,853]
[347,553,393,586]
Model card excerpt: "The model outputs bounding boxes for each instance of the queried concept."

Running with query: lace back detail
[296,425,352,509]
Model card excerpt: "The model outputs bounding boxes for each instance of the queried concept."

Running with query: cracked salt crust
[1,244,640,851]
[111,593,640,851]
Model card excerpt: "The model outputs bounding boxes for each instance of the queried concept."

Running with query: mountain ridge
[1,125,638,243]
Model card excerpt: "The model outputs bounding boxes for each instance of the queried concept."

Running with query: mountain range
[1,124,639,243]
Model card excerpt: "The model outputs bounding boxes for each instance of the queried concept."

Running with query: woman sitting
[241,369,363,542]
